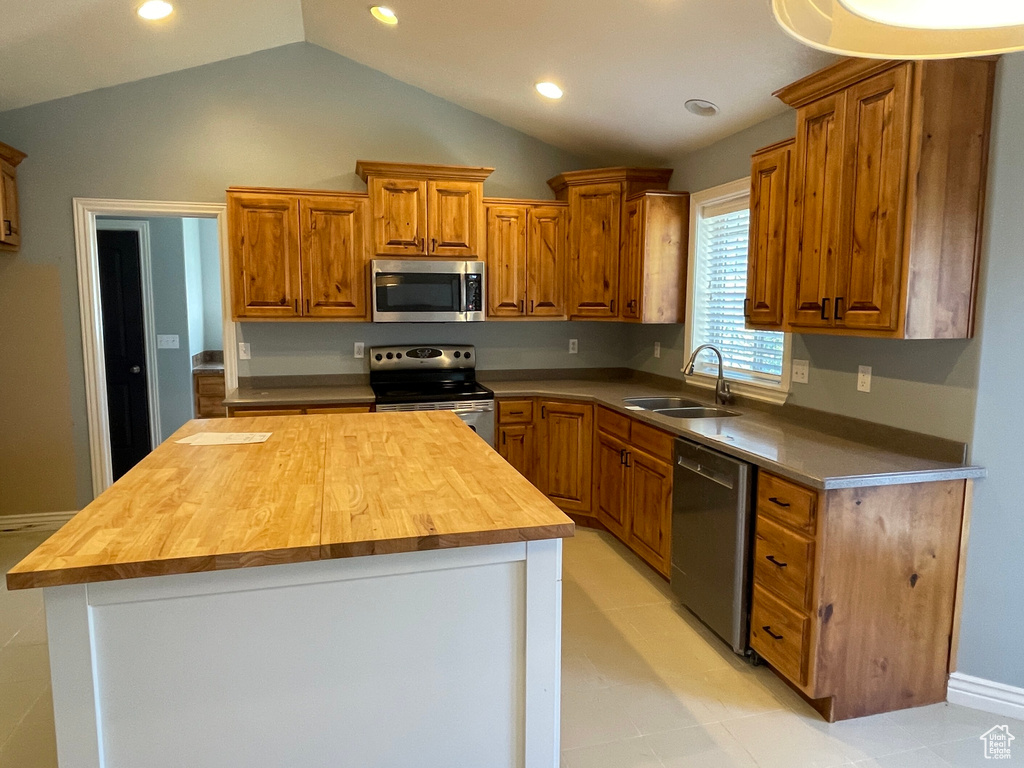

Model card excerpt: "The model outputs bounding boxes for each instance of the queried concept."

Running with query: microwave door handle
[460,276,467,314]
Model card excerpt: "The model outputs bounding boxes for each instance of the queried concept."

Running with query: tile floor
[0,528,1021,767]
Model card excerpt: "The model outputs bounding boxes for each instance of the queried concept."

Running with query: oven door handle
[452,405,494,415]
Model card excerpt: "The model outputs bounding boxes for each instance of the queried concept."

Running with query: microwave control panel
[465,273,483,312]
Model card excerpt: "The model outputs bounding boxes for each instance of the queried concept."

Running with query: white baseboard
[0,511,77,533]
[949,672,1024,721]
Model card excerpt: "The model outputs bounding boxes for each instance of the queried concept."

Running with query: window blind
[691,207,784,382]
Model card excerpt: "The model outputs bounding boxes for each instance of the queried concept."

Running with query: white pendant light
[772,0,1024,58]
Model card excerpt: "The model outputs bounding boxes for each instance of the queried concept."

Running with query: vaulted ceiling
[0,0,833,162]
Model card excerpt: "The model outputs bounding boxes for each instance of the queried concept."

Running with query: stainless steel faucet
[684,344,733,405]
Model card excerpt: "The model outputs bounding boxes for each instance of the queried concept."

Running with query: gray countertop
[223,374,984,490]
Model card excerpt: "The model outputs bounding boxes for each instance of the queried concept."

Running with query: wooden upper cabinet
[368,177,428,256]
[526,205,567,317]
[301,195,370,318]
[428,180,482,256]
[620,192,689,324]
[0,142,26,251]
[787,92,845,330]
[746,139,794,329]
[776,57,995,339]
[568,182,622,318]
[357,162,494,258]
[486,204,528,317]
[229,192,302,319]
[834,65,911,332]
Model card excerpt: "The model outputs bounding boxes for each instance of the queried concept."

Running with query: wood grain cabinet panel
[0,142,24,251]
[486,205,528,317]
[746,139,793,329]
[594,431,630,539]
[526,205,567,317]
[619,198,643,320]
[428,180,482,256]
[498,423,535,484]
[626,448,673,576]
[751,583,812,686]
[568,182,622,318]
[229,192,303,319]
[776,57,995,339]
[368,177,428,256]
[301,196,370,318]
[536,400,593,513]
[619,192,690,325]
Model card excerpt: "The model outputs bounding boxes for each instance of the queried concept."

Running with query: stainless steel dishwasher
[671,437,754,655]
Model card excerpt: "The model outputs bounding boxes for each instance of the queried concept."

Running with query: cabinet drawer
[754,515,815,610]
[498,399,534,424]
[630,420,675,461]
[750,584,811,686]
[195,375,225,396]
[196,396,226,418]
[757,472,817,533]
[596,406,631,441]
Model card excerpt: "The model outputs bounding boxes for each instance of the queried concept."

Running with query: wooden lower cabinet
[227,404,373,417]
[193,371,226,418]
[750,470,971,721]
[497,423,536,484]
[593,406,674,577]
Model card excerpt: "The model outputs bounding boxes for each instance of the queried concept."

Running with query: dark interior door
[98,229,152,480]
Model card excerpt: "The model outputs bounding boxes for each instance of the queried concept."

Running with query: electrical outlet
[654,342,661,359]
[792,359,809,384]
[858,365,872,392]
[354,342,365,359]
[156,334,179,349]
[238,342,251,360]
[569,338,578,354]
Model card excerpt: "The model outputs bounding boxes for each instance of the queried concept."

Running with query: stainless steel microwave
[371,260,485,323]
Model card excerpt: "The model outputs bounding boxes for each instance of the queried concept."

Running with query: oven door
[372,260,484,322]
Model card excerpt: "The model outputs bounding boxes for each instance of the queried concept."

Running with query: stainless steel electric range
[369,345,495,446]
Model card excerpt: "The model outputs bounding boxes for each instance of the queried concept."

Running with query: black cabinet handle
[743,298,751,318]
[625,451,632,468]
[541,405,546,419]
[610,299,616,314]
[294,299,299,313]
[509,411,524,416]
[762,625,784,640]
[766,555,788,568]
[519,300,524,313]
[768,497,791,508]
[620,449,627,465]
[530,300,535,313]
[834,296,844,321]
[501,431,506,445]
[305,299,310,314]
[3,220,10,236]
[431,238,437,252]
[820,297,830,321]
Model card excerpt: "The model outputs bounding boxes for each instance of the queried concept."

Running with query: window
[685,179,790,402]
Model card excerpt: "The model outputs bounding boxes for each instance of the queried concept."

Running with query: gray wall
[958,53,1024,689]
[198,218,222,351]
[0,42,590,512]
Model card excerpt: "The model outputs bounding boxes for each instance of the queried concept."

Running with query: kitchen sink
[655,406,740,419]
[623,396,706,410]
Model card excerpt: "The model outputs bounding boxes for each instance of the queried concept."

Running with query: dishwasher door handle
[676,456,735,490]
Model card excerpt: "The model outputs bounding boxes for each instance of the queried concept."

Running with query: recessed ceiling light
[137,0,173,20]
[535,82,563,100]
[370,6,398,25]
[837,0,1024,30]
[685,99,719,117]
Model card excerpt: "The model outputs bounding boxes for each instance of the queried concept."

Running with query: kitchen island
[8,412,574,768]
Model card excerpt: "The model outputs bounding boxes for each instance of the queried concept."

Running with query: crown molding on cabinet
[355,161,494,183]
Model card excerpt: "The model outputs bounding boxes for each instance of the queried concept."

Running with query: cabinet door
[527,205,567,318]
[788,93,845,329]
[229,192,302,319]
[618,197,643,321]
[498,423,535,484]
[536,401,593,513]
[486,205,527,317]
[301,196,369,319]
[835,65,912,331]
[747,142,792,328]
[0,160,19,249]
[627,448,673,577]
[594,431,630,539]
[569,183,622,318]
[369,177,428,256]
[427,180,482,256]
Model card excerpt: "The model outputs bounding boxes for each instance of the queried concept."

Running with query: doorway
[96,226,155,480]
[74,199,235,499]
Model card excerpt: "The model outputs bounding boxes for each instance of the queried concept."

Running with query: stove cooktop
[371,381,494,405]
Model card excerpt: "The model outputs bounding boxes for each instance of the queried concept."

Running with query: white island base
[44,539,563,768]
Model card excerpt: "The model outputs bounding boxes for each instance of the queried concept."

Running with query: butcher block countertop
[7,412,574,590]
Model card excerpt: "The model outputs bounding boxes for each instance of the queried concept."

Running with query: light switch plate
[654,342,661,359]
[354,342,365,359]
[238,342,251,360]
[792,359,809,384]
[569,339,578,354]
[858,365,872,392]
[157,334,179,349]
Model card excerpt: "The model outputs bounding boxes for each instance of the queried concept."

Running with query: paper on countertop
[176,432,272,445]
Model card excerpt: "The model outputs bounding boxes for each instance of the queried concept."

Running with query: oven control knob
[454,351,461,358]
[375,354,382,361]
[386,353,394,360]
[396,353,402,359]
[465,352,472,359]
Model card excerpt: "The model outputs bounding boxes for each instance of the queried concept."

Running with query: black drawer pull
[3,220,10,236]
[501,431,506,445]
[766,555,788,568]
[768,497,790,508]
[762,626,784,641]
[508,411,524,416]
